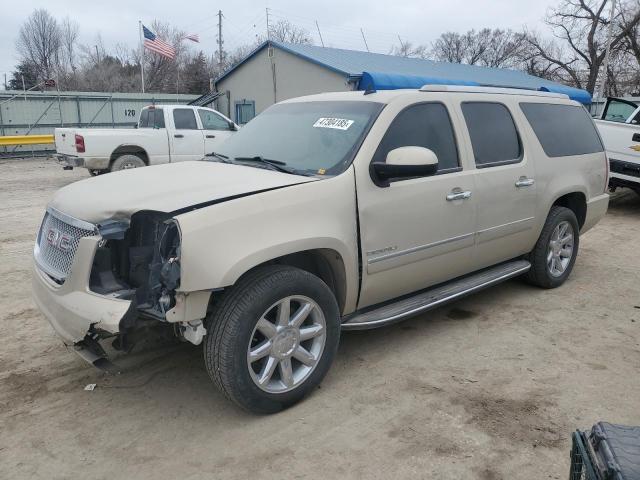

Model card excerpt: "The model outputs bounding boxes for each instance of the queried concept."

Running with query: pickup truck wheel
[204,265,340,414]
[525,206,579,289]
[111,154,146,171]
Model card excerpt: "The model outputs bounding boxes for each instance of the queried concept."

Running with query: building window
[235,100,255,125]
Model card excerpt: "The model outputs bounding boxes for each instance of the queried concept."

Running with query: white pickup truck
[55,105,238,174]
[594,97,640,194]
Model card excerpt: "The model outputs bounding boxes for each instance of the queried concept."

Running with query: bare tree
[430,29,528,68]
[526,0,640,93]
[431,32,465,63]
[389,41,429,58]
[268,20,313,44]
[60,17,79,72]
[16,9,61,82]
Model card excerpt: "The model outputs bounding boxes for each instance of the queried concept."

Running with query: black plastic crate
[570,422,640,480]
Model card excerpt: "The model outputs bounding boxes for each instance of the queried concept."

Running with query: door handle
[632,133,640,142]
[206,134,216,138]
[174,134,184,138]
[515,177,535,188]
[446,190,472,201]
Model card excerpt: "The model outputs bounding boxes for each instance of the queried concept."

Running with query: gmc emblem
[46,228,72,252]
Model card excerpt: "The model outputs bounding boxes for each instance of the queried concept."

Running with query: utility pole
[597,0,616,105]
[266,7,271,40]
[3,73,6,90]
[360,28,370,52]
[315,21,325,47]
[217,10,224,73]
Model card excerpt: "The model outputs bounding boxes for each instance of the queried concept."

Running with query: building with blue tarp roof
[214,40,591,124]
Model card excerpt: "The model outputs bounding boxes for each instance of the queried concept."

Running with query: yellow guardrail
[0,134,55,146]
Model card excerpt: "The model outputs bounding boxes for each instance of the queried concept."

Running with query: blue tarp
[357,71,592,105]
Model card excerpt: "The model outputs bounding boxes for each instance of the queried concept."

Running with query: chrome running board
[341,260,531,330]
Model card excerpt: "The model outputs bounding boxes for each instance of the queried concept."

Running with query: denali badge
[46,228,72,252]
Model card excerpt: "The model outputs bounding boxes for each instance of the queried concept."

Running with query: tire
[525,206,580,289]
[204,265,340,414]
[110,154,146,172]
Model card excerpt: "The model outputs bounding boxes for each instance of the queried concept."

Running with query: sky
[0,0,557,86]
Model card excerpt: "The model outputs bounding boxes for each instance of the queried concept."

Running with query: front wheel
[525,206,580,289]
[204,265,340,414]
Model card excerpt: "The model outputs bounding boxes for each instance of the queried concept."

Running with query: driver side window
[372,103,460,172]
[198,109,231,130]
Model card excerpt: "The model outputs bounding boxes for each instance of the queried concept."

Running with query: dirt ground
[1,157,639,480]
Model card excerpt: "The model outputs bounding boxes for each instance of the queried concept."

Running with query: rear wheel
[525,206,579,288]
[111,154,145,172]
[204,265,340,414]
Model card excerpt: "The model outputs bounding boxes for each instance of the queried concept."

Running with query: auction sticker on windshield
[313,118,354,130]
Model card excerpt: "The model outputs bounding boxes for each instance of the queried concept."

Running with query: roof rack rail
[419,84,568,99]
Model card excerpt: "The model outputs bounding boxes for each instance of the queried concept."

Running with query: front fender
[175,169,360,313]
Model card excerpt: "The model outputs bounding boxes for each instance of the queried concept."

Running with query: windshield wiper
[233,156,300,175]
[204,151,230,162]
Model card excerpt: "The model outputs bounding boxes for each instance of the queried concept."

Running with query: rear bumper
[32,236,132,344]
[582,193,609,234]
[55,154,109,170]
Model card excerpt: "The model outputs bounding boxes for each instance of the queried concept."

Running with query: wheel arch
[225,248,349,314]
[551,191,587,229]
[110,145,149,166]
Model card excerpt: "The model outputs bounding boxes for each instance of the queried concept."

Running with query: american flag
[143,25,176,59]
[184,33,199,43]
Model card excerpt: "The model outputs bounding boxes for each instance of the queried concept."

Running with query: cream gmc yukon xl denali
[32,86,609,413]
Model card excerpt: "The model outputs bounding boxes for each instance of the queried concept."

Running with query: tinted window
[198,109,230,130]
[139,109,165,128]
[520,103,604,157]
[462,102,521,166]
[152,109,165,128]
[138,109,149,127]
[372,103,459,171]
[173,109,198,130]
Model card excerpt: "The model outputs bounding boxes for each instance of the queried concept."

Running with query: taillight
[75,134,85,153]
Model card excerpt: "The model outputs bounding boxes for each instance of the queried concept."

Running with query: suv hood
[49,161,316,223]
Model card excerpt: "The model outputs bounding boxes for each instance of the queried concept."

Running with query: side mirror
[134,124,138,129]
[372,146,439,186]
[229,121,238,131]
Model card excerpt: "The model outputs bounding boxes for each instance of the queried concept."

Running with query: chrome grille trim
[34,207,97,282]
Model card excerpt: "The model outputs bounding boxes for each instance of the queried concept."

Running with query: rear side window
[372,103,459,171]
[173,109,198,130]
[138,108,165,128]
[461,102,521,166]
[520,103,604,157]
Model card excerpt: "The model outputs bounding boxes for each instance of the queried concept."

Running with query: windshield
[213,101,384,176]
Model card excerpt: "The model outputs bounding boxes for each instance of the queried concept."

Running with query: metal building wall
[0,90,198,155]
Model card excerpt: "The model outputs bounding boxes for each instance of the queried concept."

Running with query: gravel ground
[1,157,639,480]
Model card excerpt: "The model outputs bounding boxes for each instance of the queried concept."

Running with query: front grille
[610,159,640,178]
[35,210,96,281]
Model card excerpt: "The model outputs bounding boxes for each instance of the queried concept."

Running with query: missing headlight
[89,211,181,320]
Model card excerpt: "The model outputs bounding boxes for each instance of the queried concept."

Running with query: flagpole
[139,21,145,93]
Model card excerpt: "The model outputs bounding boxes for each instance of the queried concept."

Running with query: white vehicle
[594,97,640,194]
[54,105,238,174]
[33,86,608,413]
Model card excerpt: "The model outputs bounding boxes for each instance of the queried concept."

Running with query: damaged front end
[88,211,202,354]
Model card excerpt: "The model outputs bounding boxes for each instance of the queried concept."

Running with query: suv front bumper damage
[32,236,133,345]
